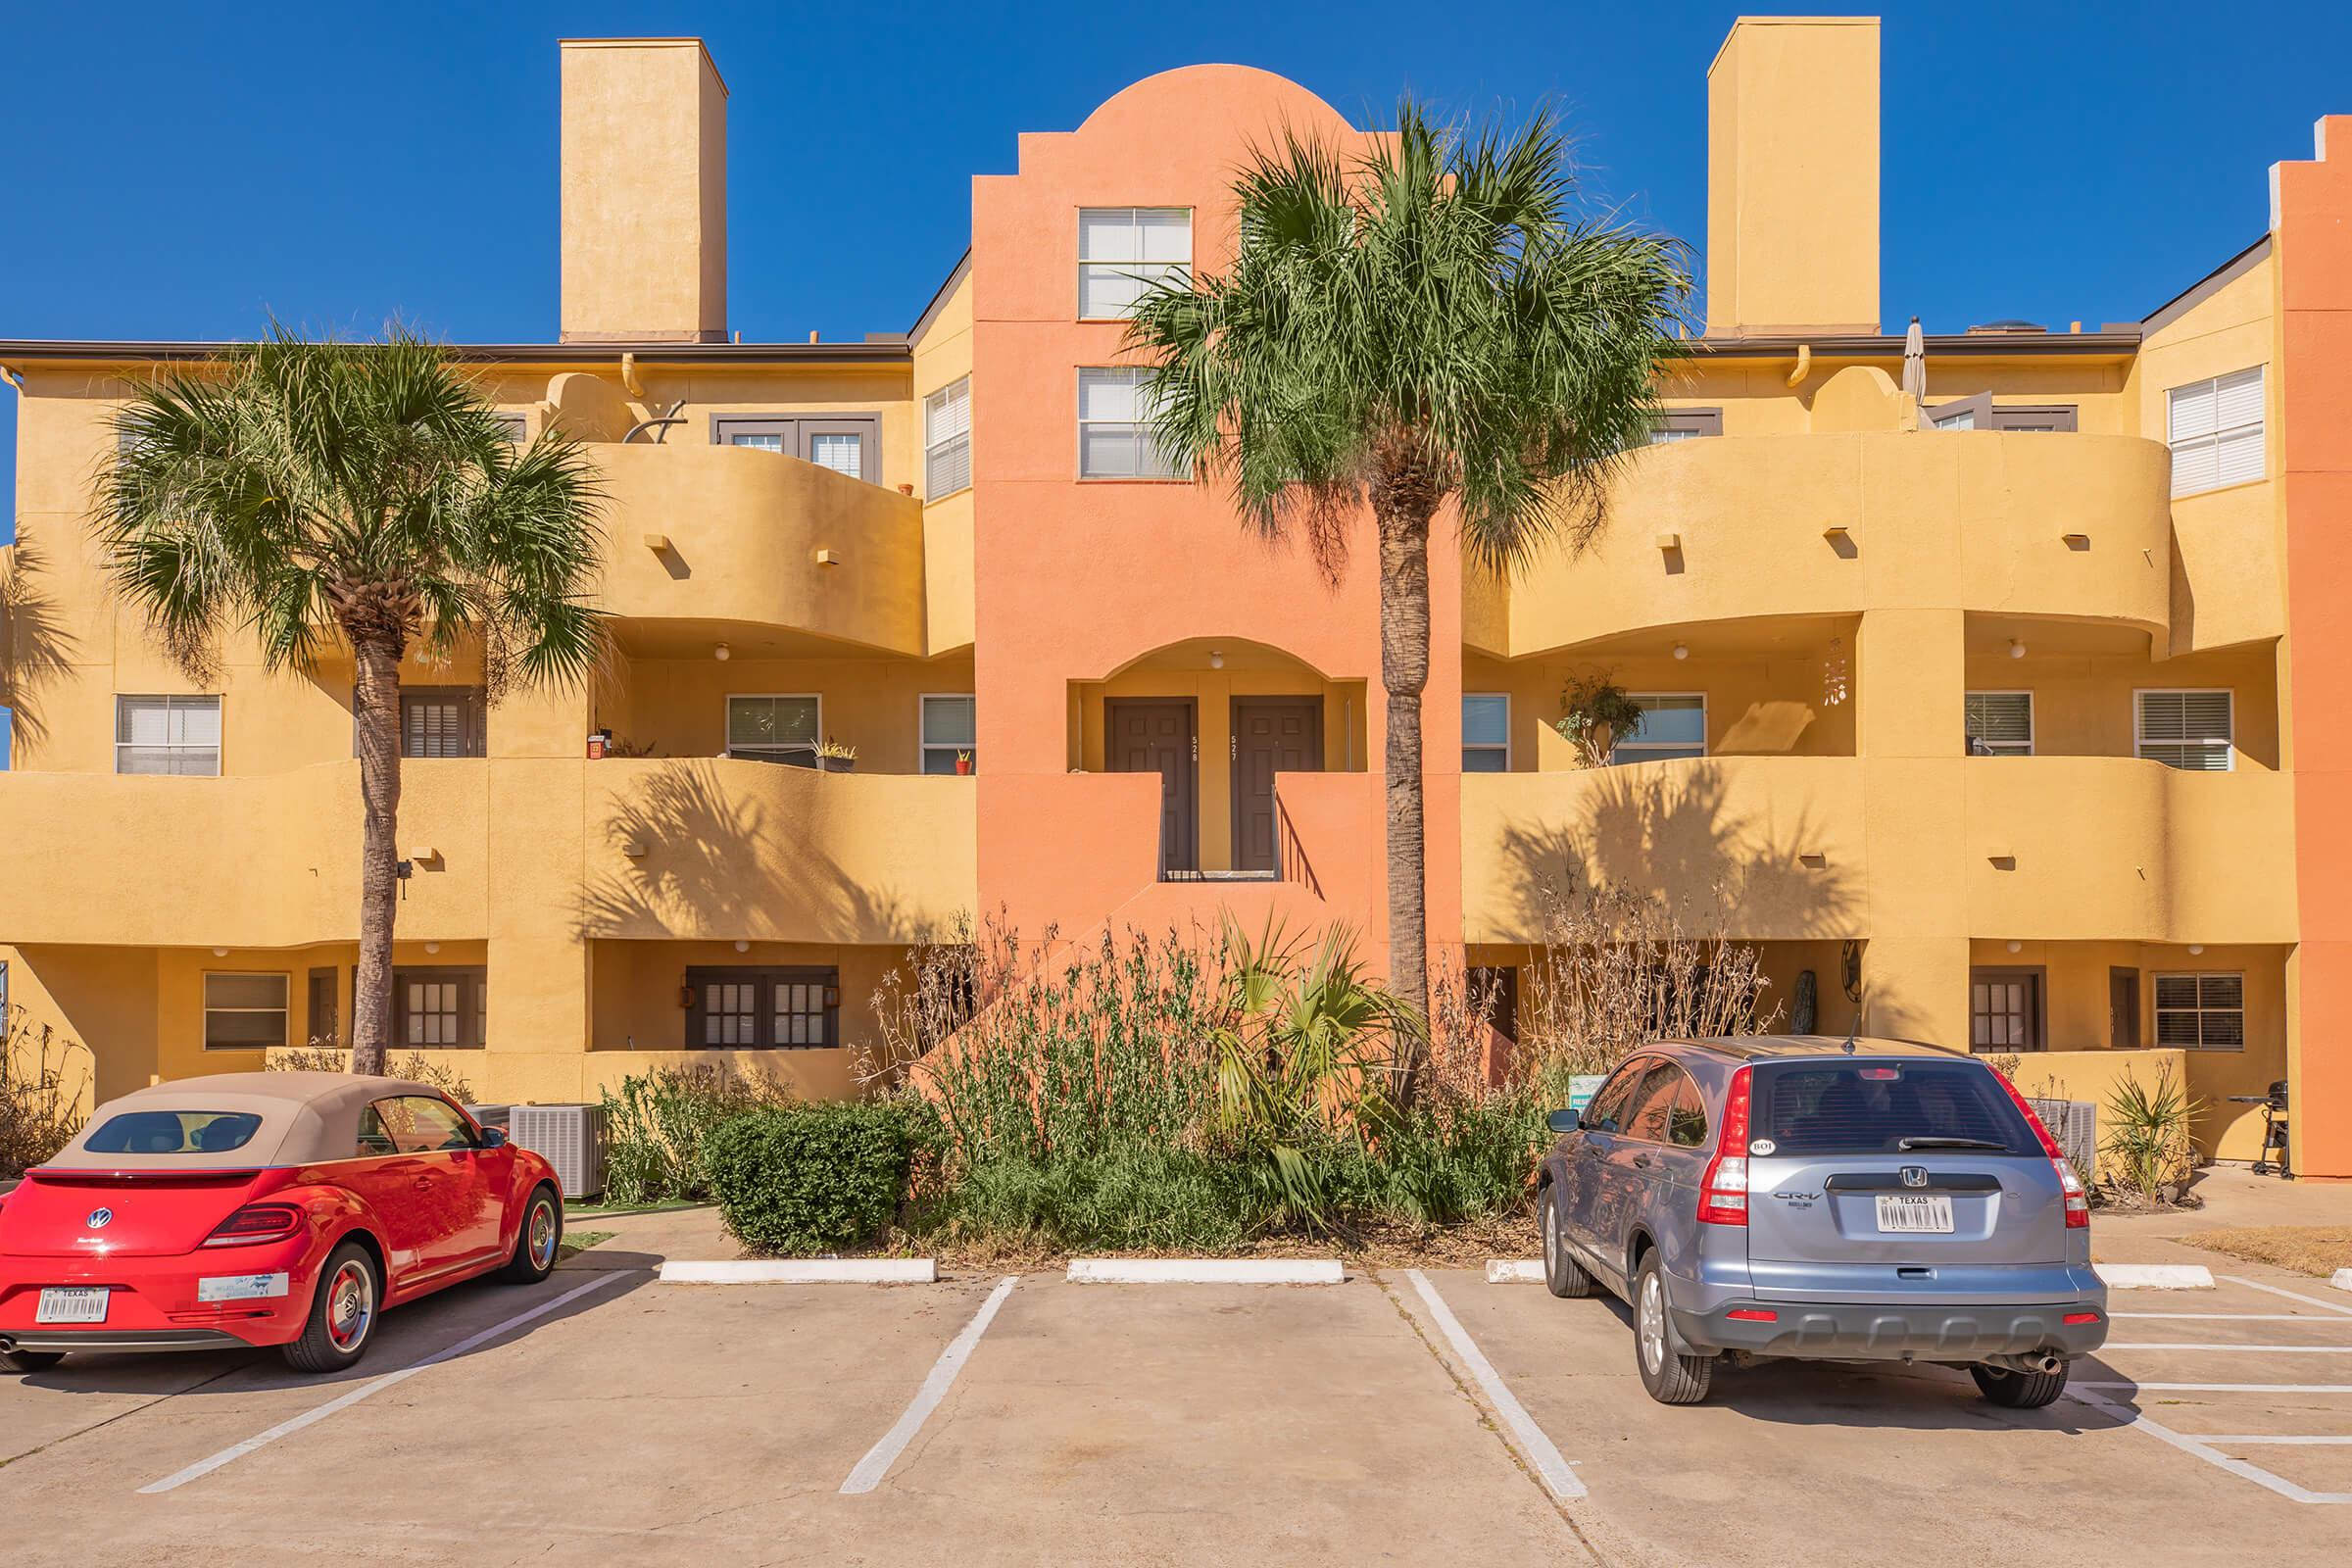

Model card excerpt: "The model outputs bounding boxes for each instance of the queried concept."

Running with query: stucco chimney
[559,38,728,344]
[1705,17,1880,337]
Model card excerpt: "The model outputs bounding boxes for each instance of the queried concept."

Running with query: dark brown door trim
[1106,698,1198,876]
[1229,696,1323,874]
[1968,965,2047,1053]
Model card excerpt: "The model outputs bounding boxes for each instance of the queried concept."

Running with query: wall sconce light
[713,643,731,662]
[212,947,229,957]
[734,940,751,954]
[815,548,841,566]
[642,532,671,553]
[1655,531,1682,553]
[1672,643,1689,661]
[1985,842,2014,866]
[1209,650,1225,670]
[2008,639,2026,661]
[424,941,441,956]
[2006,940,2023,955]
[2188,943,2205,956]
[1822,524,1851,545]
[408,846,436,864]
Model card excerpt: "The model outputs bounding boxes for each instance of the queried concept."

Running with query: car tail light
[2063,1311,2101,1326]
[1726,1307,1779,1323]
[203,1203,304,1248]
[1697,1065,1754,1226]
[1992,1072,2089,1229]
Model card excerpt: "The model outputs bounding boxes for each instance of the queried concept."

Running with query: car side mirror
[1545,1107,1582,1134]
[477,1127,508,1150]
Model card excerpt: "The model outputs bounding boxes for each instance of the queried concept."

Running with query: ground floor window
[684,966,841,1050]
[203,972,289,1051]
[2155,972,2244,1050]
[392,966,487,1049]
[1969,967,2044,1052]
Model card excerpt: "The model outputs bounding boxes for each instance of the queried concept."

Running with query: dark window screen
[1755,1060,2035,1155]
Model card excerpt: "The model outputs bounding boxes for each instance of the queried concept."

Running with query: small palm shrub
[598,1064,793,1205]
[2102,1063,2202,1204]
[705,1101,922,1254]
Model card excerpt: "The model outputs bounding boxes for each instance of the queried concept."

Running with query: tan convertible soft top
[42,1072,462,1170]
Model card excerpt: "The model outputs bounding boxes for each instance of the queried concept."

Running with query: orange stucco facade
[3,23,2349,1176]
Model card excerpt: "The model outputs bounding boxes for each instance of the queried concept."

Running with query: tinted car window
[1620,1062,1685,1144]
[1582,1057,1653,1134]
[83,1110,264,1154]
[1756,1060,2035,1155]
[355,1105,398,1157]
[1667,1071,1710,1148]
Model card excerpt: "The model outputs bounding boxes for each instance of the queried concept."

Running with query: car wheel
[1632,1252,1713,1404]
[1541,1185,1594,1298]
[496,1185,564,1285]
[1,1348,65,1374]
[1971,1361,2069,1409]
[283,1241,380,1374]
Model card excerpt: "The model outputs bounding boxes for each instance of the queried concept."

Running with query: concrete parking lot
[5,1206,2351,1567]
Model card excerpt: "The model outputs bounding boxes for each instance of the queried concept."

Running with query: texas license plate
[35,1287,109,1324]
[1875,1194,1955,1233]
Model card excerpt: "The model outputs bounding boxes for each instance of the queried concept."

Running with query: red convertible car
[0,1072,563,1374]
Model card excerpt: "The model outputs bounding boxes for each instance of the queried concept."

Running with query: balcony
[593,444,929,657]
[1470,431,2175,659]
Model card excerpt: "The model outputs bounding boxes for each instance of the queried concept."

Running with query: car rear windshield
[1753,1060,2035,1156]
[81,1110,266,1155]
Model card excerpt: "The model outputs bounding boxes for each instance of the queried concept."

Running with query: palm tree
[95,324,606,1075]
[1127,104,1689,1089]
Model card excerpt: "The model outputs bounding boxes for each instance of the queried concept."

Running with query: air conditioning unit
[2025,1096,2097,1184]
[465,1103,512,1134]
[510,1103,605,1200]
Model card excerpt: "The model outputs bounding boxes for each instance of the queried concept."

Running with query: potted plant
[815,738,858,774]
[955,750,973,776]
[1555,675,1644,767]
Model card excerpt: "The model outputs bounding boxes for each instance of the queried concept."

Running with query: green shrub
[2102,1062,2202,1203]
[929,1147,1262,1252]
[706,1101,918,1254]
[599,1065,792,1205]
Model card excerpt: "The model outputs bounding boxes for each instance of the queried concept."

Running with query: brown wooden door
[1230,698,1322,873]
[1107,699,1197,875]
[2110,966,2141,1048]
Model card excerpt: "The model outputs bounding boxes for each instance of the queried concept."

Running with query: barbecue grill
[2225,1079,2291,1180]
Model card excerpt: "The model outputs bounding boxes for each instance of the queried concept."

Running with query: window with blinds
[921,693,976,774]
[400,688,483,759]
[1078,208,1192,319]
[726,696,820,767]
[1077,368,1183,478]
[116,694,221,775]
[1461,694,1509,772]
[2167,367,2264,497]
[2155,972,2244,1050]
[1647,409,1724,444]
[1614,695,1707,762]
[710,416,877,482]
[2135,690,2233,771]
[925,377,971,498]
[684,966,840,1050]
[1964,692,2034,756]
[203,972,289,1051]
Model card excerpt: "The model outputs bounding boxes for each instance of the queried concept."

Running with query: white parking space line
[137,1270,632,1495]
[2197,1435,2352,1446]
[2107,1344,2352,1353]
[2077,1381,2352,1395]
[2222,1276,2352,1317]
[1404,1269,1586,1502]
[840,1275,1018,1496]
[2066,1384,2352,1505]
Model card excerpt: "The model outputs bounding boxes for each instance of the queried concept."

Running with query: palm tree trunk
[1373,487,1435,1099]
[350,637,404,1076]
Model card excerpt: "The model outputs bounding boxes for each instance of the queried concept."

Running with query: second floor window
[399,688,484,759]
[2136,689,2233,772]
[710,416,879,483]
[1614,694,1706,762]
[1648,409,1723,444]
[117,694,221,775]
[726,695,820,767]
[2167,367,2264,497]
[1079,207,1192,319]
[925,377,972,498]
[1077,368,1183,479]
[1964,692,2034,757]
[1461,694,1509,772]
[921,694,976,775]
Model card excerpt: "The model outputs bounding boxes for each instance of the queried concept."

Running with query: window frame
[1988,404,2080,433]
[202,970,289,1052]
[1964,690,2035,757]
[1461,693,1510,773]
[2153,970,2246,1053]
[919,692,977,776]
[2134,688,2235,772]
[391,965,488,1051]
[1613,692,1708,764]
[724,693,824,768]
[488,411,529,442]
[682,965,843,1051]
[708,414,881,484]
[923,376,972,499]
[396,686,485,760]
[1580,1054,1657,1135]
[370,1093,482,1153]
[1968,965,2046,1054]
[2166,366,2266,498]
[1647,408,1724,443]
[1075,367,1184,480]
[1076,207,1194,321]
[116,693,223,776]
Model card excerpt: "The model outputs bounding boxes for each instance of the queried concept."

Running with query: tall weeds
[3,1004,91,1178]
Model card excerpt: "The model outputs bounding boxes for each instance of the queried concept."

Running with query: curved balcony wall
[1478,432,2175,659]
[593,444,928,655]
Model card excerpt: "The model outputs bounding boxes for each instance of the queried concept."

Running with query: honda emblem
[1898,1166,1929,1189]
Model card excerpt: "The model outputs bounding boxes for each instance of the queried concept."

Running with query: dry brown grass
[2189,1225,2352,1278]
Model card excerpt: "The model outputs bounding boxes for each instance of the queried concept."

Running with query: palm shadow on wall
[0,537,78,754]
[572,759,949,946]
[1494,760,1861,941]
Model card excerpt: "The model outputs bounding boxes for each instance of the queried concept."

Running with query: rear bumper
[1,1327,251,1354]
[1674,1296,2109,1360]
[0,1237,320,1353]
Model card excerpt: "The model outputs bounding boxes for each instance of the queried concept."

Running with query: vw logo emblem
[1898,1166,1929,1189]
[85,1207,115,1230]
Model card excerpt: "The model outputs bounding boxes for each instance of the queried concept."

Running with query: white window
[2155,972,2244,1051]
[1965,692,2034,757]
[1077,368,1182,479]
[1462,694,1509,773]
[1614,694,1706,762]
[2167,367,2265,497]
[920,694,976,775]
[808,432,863,478]
[924,377,971,499]
[204,972,289,1051]
[2135,690,2233,772]
[725,695,821,768]
[1078,207,1192,319]
[116,694,221,775]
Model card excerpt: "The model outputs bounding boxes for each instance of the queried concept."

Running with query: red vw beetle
[0,1072,564,1374]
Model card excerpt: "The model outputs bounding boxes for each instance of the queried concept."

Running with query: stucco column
[1855,607,1968,1044]
[485,685,595,1099]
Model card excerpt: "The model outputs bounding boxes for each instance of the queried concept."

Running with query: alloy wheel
[1639,1273,1666,1374]
[528,1200,559,1269]
[325,1258,374,1353]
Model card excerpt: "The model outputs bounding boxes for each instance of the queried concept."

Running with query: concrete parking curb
[1066,1258,1346,1284]
[659,1259,938,1284]
[2095,1263,2216,1290]
[2331,1268,2352,1296]
[1486,1259,1544,1283]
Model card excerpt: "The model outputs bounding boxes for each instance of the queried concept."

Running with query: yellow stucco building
[6,21,2350,1176]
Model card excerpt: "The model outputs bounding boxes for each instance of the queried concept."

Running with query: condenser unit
[509,1103,605,1200]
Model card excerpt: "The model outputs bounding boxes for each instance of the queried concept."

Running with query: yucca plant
[2102,1063,2202,1204]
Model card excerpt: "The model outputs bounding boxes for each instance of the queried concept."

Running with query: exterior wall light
[424,942,441,956]
[212,947,229,957]
[642,532,671,553]
[734,939,751,954]
[2189,944,2205,956]
[2008,639,2026,660]
[2006,940,2023,955]
[816,548,841,566]
[714,643,731,662]
[1209,651,1225,669]
[1672,644,1689,661]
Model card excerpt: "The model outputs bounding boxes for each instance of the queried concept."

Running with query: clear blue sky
[2,1,2346,656]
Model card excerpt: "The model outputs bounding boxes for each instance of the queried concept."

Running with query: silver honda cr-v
[1537,1036,2106,1406]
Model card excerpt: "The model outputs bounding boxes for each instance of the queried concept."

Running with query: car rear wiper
[1896,1137,2013,1152]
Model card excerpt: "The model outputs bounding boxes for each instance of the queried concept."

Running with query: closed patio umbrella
[1901,316,1927,402]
